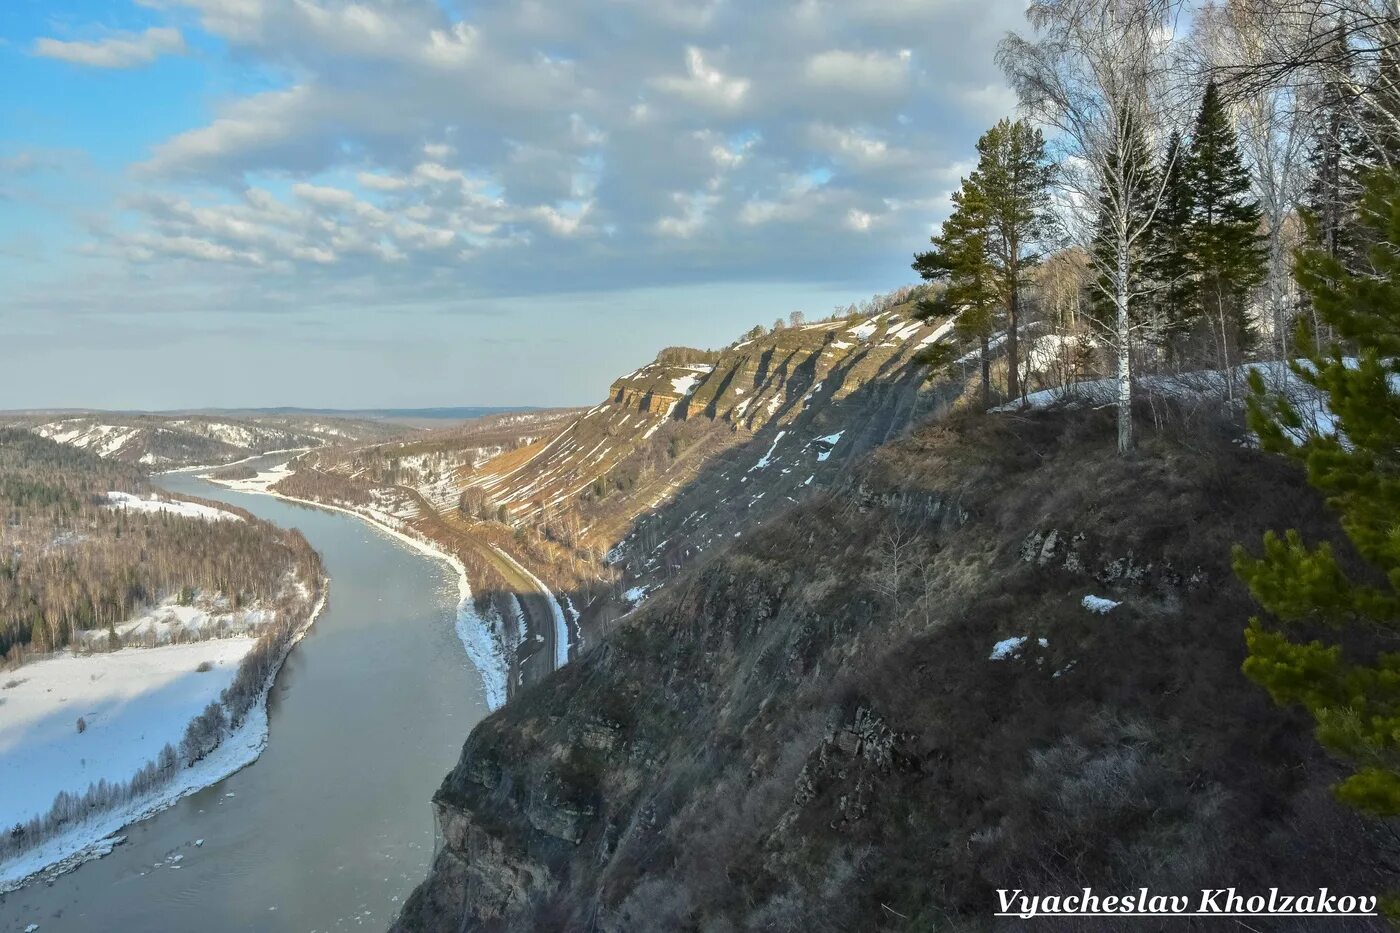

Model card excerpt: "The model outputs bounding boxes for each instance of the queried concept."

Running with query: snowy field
[105,491,239,522]
[0,639,255,830]
[208,461,294,493]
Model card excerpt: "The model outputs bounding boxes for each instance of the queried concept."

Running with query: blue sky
[2,0,1022,410]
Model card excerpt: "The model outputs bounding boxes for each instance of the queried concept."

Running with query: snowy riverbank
[0,590,327,894]
[204,467,511,711]
[152,446,314,477]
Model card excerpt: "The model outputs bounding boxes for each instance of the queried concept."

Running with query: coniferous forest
[0,429,319,665]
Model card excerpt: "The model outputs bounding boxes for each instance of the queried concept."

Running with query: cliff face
[458,309,945,527]
[392,408,1387,932]
[448,308,956,617]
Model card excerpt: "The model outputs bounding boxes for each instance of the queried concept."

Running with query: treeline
[731,285,930,346]
[269,462,377,508]
[1,543,323,866]
[0,429,318,664]
[914,0,1396,453]
[0,428,327,865]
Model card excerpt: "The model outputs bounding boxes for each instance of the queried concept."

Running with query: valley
[0,455,493,932]
[255,298,979,697]
[3,294,1394,932]
[9,0,1400,926]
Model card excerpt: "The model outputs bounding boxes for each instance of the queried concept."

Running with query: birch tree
[1207,0,1400,161]
[999,0,1185,454]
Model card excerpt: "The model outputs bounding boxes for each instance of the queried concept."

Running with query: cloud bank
[23,0,1023,311]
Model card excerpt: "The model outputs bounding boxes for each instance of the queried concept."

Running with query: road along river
[0,456,492,932]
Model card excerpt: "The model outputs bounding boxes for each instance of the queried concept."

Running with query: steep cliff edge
[274,303,963,686]
[392,406,1386,932]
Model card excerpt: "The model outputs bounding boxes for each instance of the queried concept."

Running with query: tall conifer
[914,118,1054,404]
[1144,130,1196,356]
[914,183,999,405]
[1188,81,1266,372]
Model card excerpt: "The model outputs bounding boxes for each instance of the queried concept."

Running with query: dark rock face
[393,410,1388,932]
[403,804,556,928]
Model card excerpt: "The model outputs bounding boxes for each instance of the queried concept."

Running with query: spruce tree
[1143,130,1196,357]
[1303,51,1368,271]
[1235,169,1400,818]
[1188,81,1266,375]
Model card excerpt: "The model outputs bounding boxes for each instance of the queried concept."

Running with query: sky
[1,0,1024,410]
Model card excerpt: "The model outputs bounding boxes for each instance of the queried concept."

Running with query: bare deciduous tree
[999,0,1188,454]
[867,523,919,618]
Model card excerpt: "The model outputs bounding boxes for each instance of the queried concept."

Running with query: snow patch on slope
[105,492,240,522]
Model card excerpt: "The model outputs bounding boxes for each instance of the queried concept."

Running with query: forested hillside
[0,429,318,666]
[1,412,403,470]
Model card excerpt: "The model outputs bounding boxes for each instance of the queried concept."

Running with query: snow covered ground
[207,460,296,493]
[71,594,275,647]
[105,491,239,522]
[0,639,255,831]
[0,588,326,894]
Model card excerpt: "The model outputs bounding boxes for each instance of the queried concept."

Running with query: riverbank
[0,587,327,895]
[153,446,314,477]
[204,465,511,710]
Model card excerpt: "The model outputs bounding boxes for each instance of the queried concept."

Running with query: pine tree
[915,118,1056,404]
[1143,130,1196,357]
[913,181,999,405]
[969,118,1058,402]
[1188,81,1266,377]
[1235,168,1400,818]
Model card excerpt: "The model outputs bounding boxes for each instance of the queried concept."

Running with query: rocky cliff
[392,406,1387,932]
[277,303,964,661]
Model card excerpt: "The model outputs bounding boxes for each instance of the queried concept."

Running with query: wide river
[0,458,490,932]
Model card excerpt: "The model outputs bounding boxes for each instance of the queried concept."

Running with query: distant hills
[0,406,540,423]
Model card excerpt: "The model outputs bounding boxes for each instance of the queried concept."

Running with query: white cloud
[845,208,875,231]
[804,49,911,96]
[958,82,1020,121]
[356,171,410,191]
[653,47,750,112]
[23,0,1030,308]
[806,124,918,171]
[33,27,187,69]
[655,190,716,238]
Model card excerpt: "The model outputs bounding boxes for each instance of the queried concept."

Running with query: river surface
[0,458,489,932]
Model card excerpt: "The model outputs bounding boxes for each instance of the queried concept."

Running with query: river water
[0,459,489,932]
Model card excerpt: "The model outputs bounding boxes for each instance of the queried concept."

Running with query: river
[0,458,489,932]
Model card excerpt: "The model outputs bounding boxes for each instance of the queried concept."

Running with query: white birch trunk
[1115,232,1134,454]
